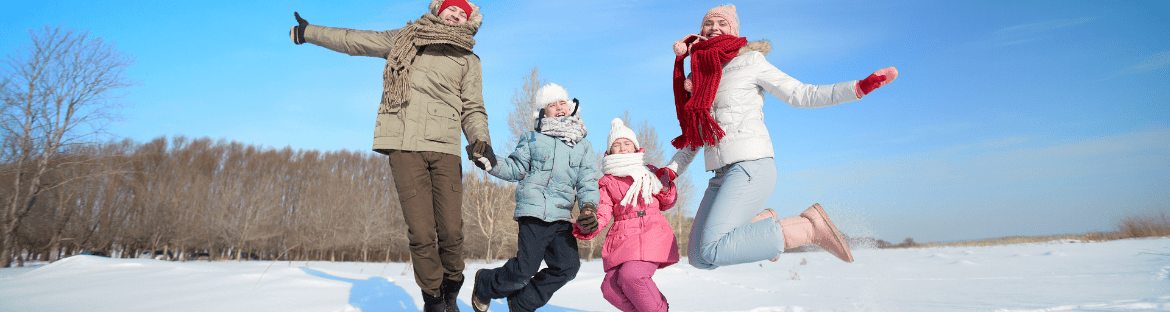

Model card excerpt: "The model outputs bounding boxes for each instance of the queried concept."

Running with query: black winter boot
[422,290,447,312]
[440,277,464,312]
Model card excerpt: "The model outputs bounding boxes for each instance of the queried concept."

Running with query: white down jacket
[667,40,862,173]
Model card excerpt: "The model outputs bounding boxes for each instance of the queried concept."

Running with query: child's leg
[687,158,784,269]
[473,218,550,301]
[507,221,580,312]
[615,261,668,312]
[601,266,638,312]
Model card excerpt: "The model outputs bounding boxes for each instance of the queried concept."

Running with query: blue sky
[2,0,1167,243]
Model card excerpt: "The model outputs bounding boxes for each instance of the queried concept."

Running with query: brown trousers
[387,150,464,297]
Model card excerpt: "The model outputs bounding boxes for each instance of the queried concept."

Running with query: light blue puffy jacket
[489,131,600,222]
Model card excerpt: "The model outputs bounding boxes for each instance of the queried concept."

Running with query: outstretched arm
[755,59,860,109]
[665,146,699,176]
[289,12,400,58]
[488,134,532,182]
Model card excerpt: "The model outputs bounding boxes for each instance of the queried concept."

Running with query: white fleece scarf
[602,152,663,206]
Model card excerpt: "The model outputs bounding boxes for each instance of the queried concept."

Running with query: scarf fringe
[671,35,746,150]
[602,153,662,206]
[381,13,477,112]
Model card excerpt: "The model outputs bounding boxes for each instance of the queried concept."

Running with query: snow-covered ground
[2,238,1168,312]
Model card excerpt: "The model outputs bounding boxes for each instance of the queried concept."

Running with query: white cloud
[982,18,1095,47]
[994,18,1095,36]
[1119,51,1170,75]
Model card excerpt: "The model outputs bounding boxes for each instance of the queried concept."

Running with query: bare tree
[505,67,546,150]
[462,166,516,262]
[0,26,133,267]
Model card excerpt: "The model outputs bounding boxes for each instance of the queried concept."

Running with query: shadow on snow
[300,267,585,312]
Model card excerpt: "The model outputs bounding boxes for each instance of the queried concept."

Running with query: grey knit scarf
[539,115,588,146]
[381,13,477,113]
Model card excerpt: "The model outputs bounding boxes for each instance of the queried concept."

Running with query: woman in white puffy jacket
[663,4,898,270]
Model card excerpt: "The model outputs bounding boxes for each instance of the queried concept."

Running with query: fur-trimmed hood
[738,39,771,56]
[428,0,484,31]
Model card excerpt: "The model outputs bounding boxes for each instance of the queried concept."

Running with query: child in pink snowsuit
[573,118,679,312]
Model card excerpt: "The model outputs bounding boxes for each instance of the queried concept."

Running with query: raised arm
[753,55,860,109]
[289,12,400,58]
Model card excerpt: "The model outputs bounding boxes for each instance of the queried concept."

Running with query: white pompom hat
[607,118,639,153]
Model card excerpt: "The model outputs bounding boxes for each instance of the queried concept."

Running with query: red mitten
[655,167,677,185]
[855,67,898,98]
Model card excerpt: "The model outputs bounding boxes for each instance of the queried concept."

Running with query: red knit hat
[440,0,472,20]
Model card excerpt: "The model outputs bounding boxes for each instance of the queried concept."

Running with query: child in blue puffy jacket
[469,83,601,312]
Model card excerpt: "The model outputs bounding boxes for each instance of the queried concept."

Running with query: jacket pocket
[568,148,581,168]
[423,104,460,143]
[531,140,553,171]
[445,54,467,66]
[375,110,403,138]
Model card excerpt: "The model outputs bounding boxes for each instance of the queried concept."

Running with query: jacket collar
[723,40,772,72]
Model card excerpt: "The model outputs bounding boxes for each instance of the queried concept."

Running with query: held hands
[577,203,599,234]
[855,67,899,98]
[465,140,497,171]
[655,167,677,186]
[290,12,309,45]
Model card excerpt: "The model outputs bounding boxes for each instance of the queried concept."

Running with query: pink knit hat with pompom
[701,4,740,37]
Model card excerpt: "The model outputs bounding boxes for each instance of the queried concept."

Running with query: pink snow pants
[601,261,668,312]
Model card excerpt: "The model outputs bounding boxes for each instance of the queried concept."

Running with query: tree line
[1,133,697,266]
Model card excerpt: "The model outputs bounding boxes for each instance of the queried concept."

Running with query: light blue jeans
[687,158,784,270]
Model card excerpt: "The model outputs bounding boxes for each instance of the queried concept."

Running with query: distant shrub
[1119,212,1170,238]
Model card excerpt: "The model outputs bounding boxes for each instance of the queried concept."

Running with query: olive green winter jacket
[303,25,490,156]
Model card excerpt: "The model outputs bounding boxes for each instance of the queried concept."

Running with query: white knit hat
[607,118,639,153]
[534,83,570,108]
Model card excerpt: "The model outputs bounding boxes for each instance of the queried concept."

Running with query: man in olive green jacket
[290,1,495,311]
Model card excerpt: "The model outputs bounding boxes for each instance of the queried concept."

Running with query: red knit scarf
[671,35,747,150]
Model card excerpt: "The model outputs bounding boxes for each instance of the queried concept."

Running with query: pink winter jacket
[573,165,680,271]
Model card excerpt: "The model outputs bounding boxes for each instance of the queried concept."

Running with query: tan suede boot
[780,204,854,262]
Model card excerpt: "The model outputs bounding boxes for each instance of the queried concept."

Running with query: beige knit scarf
[381,13,477,112]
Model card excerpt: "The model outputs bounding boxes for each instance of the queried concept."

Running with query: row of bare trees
[2,128,695,266]
[4,137,417,264]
